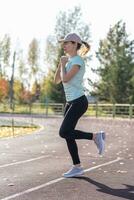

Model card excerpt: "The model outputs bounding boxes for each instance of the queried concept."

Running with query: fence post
[95,103,98,118]
[129,104,132,119]
[45,103,48,117]
[29,102,32,114]
[112,104,116,118]
[62,103,64,115]
[29,102,33,125]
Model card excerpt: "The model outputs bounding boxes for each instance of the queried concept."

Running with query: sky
[0,0,134,84]
[0,0,134,46]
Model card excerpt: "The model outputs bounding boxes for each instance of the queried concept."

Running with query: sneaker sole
[63,171,84,178]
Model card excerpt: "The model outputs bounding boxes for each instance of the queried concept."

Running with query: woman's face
[62,41,77,55]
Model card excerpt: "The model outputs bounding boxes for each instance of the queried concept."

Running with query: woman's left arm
[60,56,80,83]
[61,65,80,83]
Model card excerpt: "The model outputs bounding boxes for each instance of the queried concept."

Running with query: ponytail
[78,41,90,56]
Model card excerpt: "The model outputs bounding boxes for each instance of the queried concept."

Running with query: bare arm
[60,56,80,83]
[54,63,61,84]
[61,64,80,83]
[54,56,80,84]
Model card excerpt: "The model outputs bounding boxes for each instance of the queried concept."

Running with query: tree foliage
[94,21,134,103]
[0,77,9,102]
[40,69,65,103]
[13,80,24,103]
[0,34,11,77]
[28,38,40,83]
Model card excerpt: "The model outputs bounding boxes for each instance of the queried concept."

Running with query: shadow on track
[73,176,134,200]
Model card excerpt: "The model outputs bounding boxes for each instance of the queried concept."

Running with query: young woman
[54,33,105,178]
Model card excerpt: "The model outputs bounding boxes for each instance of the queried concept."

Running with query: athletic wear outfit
[59,55,105,178]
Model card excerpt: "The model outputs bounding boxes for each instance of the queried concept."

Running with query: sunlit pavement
[0,116,134,200]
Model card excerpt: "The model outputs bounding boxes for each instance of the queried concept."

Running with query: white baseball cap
[58,33,82,44]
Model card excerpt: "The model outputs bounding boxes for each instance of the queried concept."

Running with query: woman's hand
[60,56,68,67]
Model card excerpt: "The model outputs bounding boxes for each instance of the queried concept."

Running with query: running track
[0,116,134,200]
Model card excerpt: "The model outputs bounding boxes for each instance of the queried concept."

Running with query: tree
[55,6,90,40]
[40,69,65,103]
[13,79,24,103]
[0,34,11,77]
[94,21,134,103]
[0,39,2,76]
[17,49,29,88]
[0,77,9,102]
[20,89,33,104]
[43,6,91,103]
[28,38,40,86]
[31,80,41,101]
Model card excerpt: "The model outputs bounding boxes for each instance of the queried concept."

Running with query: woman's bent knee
[59,128,66,138]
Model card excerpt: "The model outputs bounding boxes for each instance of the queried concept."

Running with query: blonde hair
[78,41,90,56]
[65,40,90,56]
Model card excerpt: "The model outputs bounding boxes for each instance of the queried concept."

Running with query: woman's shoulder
[72,55,83,60]
[71,55,84,65]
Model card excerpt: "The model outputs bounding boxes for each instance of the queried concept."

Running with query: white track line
[0,155,50,169]
[1,157,123,200]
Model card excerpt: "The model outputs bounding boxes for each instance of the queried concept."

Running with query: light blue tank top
[63,55,85,102]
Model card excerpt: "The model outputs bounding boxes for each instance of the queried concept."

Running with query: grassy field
[0,126,39,138]
[0,118,40,138]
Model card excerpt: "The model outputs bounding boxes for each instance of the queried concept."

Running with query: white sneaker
[94,131,105,155]
[63,166,84,178]
[101,131,106,140]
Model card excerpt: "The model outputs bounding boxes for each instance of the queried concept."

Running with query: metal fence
[0,103,134,118]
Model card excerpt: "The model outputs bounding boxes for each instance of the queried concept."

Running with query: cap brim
[58,39,67,43]
[58,40,82,44]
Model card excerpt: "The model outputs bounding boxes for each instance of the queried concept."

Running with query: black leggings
[59,95,93,165]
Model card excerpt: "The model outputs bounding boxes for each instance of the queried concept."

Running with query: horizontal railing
[86,103,134,119]
[0,103,134,118]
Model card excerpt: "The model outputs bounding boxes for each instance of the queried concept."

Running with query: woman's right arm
[54,63,61,84]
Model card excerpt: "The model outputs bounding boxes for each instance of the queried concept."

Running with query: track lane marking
[1,157,123,200]
[0,155,50,168]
